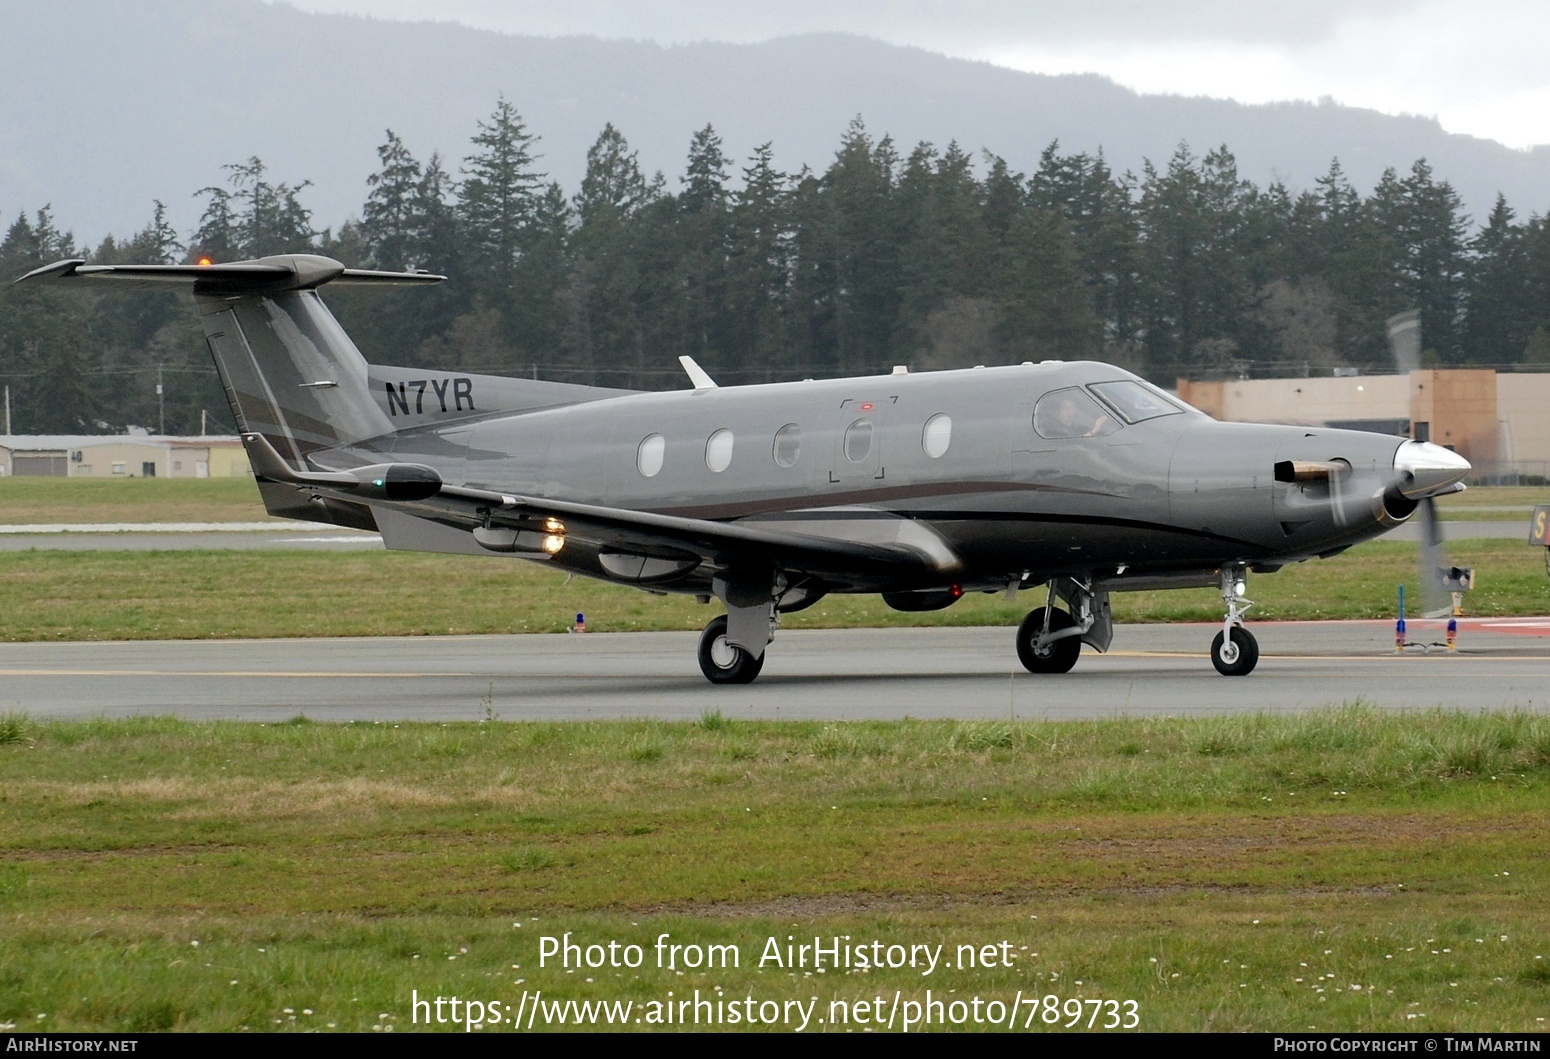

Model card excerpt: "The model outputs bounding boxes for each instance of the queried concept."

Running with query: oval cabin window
[773,423,801,467]
[844,419,873,463]
[705,428,734,472]
[637,433,666,477]
[922,413,952,458]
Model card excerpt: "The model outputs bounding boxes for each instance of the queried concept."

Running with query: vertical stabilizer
[198,290,394,470]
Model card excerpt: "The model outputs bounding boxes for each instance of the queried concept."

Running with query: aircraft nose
[1392,439,1471,499]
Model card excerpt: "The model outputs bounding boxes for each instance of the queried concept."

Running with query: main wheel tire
[1017,607,1082,674]
[697,615,765,684]
[1210,624,1259,676]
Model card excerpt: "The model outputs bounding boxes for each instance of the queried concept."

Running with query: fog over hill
[6,0,1550,242]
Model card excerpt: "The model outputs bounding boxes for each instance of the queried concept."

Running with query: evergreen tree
[501,180,571,368]
[673,125,733,370]
[812,118,902,374]
[192,158,314,260]
[995,204,1101,362]
[725,142,791,374]
[92,201,188,360]
[1365,160,1469,363]
[1460,195,1529,364]
[1135,144,1261,373]
[1028,144,1139,360]
[566,123,660,383]
[334,136,470,364]
[0,208,100,431]
[459,97,545,304]
[361,130,425,271]
[895,141,1000,366]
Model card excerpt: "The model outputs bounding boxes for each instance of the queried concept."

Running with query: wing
[240,433,953,585]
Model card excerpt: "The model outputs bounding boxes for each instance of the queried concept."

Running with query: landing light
[541,534,565,555]
[543,517,564,534]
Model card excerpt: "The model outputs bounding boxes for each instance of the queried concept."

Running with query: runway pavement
[3,620,1547,722]
[0,522,381,551]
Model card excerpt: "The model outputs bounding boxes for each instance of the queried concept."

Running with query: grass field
[0,537,1544,642]
[0,477,271,525]
[1,708,1548,1032]
[3,480,1546,1034]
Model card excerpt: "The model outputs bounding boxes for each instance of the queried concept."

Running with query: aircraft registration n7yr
[18,254,1471,683]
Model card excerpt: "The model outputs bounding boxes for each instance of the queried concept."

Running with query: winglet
[13,259,87,285]
[679,355,718,389]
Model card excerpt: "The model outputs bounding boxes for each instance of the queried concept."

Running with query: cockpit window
[1033,387,1120,439]
[1088,380,1189,424]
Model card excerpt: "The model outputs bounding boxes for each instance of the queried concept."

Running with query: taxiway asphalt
[0,522,380,551]
[3,620,1547,722]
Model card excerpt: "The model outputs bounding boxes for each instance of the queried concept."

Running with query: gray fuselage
[362,360,1413,598]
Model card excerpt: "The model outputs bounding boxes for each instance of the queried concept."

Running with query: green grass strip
[2,709,1549,1031]
[0,538,1545,642]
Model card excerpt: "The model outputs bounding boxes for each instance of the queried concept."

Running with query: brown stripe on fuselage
[648,479,1123,520]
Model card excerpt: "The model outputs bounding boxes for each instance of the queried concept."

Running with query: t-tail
[19,254,442,471]
[16,253,629,525]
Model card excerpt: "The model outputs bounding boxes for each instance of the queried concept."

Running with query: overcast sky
[277,0,1550,149]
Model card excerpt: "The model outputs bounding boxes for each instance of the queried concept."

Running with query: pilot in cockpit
[1053,391,1113,437]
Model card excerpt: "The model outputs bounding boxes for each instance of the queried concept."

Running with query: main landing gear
[696,570,802,684]
[1211,565,1259,676]
[1016,578,1112,675]
[698,614,765,684]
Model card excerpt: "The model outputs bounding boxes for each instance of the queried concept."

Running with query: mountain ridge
[4,2,1547,241]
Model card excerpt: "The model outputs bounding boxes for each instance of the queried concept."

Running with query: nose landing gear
[1211,565,1259,676]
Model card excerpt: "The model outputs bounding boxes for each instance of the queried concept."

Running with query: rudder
[199,290,392,471]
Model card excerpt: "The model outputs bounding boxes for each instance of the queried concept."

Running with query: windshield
[1088,380,1190,424]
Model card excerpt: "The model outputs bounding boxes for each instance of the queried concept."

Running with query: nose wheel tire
[698,615,765,684]
[1211,625,1259,676]
[1017,607,1082,674]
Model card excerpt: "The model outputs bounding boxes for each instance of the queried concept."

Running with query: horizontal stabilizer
[15,254,443,295]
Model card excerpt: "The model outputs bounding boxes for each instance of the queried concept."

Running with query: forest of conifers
[3,100,1550,435]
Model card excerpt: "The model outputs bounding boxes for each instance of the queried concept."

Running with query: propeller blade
[1386,309,1422,374]
[1415,494,1449,617]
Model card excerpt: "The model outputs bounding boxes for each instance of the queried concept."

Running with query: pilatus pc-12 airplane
[20,254,1472,684]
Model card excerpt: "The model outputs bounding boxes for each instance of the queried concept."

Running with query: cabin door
[827,395,892,488]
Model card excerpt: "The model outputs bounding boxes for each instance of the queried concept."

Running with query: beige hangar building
[0,435,251,478]
[1175,369,1550,481]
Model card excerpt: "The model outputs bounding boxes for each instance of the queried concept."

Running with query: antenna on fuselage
[678,356,718,390]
